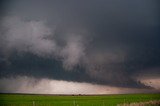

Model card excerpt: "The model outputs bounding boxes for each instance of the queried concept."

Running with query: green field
[0,93,160,106]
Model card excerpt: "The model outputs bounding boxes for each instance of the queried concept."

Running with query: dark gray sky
[0,0,160,93]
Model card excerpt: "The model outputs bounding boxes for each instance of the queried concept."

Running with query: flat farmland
[0,93,160,106]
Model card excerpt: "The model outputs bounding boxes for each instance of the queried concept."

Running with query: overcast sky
[0,0,160,94]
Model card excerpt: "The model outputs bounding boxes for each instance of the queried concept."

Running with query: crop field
[0,93,160,106]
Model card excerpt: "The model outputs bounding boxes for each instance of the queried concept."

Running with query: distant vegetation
[0,93,160,106]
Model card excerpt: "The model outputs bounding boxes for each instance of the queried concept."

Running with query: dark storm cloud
[0,0,160,89]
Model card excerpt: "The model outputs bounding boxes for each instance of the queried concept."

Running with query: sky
[0,0,160,94]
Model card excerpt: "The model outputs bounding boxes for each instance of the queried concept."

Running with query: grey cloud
[0,0,160,91]
[0,16,87,71]
[1,16,56,57]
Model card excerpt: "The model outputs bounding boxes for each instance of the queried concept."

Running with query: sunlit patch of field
[0,93,160,106]
[117,100,160,106]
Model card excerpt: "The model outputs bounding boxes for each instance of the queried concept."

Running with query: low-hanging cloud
[0,76,158,94]
[61,35,86,70]
[0,16,139,87]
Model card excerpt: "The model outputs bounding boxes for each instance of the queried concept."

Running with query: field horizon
[0,92,160,96]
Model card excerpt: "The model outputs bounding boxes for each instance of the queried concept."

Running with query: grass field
[0,93,160,106]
